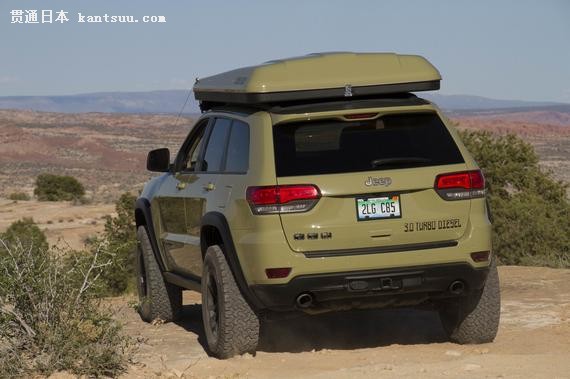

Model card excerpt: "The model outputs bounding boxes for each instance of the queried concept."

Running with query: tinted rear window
[203,118,231,172]
[225,120,250,173]
[273,112,464,177]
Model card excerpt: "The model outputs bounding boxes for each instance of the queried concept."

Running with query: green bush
[0,232,130,377]
[88,192,138,296]
[8,192,30,201]
[1,218,48,255]
[34,174,85,201]
[460,130,570,267]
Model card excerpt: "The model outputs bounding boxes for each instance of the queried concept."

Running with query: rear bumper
[250,262,489,312]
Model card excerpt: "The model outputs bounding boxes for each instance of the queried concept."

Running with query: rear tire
[136,226,182,323]
[201,245,260,358]
[439,259,501,344]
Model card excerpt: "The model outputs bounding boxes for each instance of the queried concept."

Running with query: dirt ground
[0,199,114,250]
[119,266,570,379]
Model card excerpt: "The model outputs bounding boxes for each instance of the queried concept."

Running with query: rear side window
[203,118,231,172]
[225,120,250,173]
[273,112,464,177]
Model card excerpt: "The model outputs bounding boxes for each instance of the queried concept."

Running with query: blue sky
[0,0,569,102]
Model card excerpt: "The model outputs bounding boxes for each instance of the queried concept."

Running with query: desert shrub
[73,195,92,205]
[0,239,130,377]
[89,192,138,296]
[34,174,85,201]
[1,218,48,255]
[8,192,30,201]
[460,130,570,267]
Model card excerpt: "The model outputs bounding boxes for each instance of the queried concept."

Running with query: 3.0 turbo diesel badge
[404,218,462,232]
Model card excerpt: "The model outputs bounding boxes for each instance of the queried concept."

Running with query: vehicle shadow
[175,303,209,351]
[259,308,448,353]
[175,303,448,354]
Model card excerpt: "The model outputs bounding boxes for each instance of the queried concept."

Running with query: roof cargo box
[193,52,441,107]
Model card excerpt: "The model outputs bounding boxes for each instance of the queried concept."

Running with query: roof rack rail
[200,93,431,114]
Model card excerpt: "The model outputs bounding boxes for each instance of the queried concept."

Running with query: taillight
[435,170,485,200]
[246,185,321,215]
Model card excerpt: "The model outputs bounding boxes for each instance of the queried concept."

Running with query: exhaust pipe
[449,280,465,295]
[296,293,314,308]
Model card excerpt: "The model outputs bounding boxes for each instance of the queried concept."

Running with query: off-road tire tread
[137,226,182,323]
[442,259,501,344]
[202,245,260,358]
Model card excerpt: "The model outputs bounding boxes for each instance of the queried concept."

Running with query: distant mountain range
[0,90,568,115]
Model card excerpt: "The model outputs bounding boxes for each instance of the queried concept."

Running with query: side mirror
[147,148,170,172]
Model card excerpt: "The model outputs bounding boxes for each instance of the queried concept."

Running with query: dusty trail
[120,266,570,378]
[0,199,114,250]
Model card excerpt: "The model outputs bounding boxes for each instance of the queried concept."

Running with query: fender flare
[134,197,166,272]
[201,211,264,310]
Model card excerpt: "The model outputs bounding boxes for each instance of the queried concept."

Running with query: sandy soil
[118,266,570,379]
[0,199,114,250]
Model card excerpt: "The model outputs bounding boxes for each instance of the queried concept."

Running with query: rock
[445,350,462,357]
[464,363,482,371]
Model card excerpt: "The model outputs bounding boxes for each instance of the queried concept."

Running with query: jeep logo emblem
[365,176,392,187]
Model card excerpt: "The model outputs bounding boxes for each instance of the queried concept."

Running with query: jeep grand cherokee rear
[244,105,493,309]
[135,52,500,359]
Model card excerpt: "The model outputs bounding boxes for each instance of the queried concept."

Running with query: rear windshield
[273,112,464,177]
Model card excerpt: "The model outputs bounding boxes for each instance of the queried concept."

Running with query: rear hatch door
[273,112,470,253]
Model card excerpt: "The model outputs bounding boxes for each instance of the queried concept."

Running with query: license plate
[356,195,401,221]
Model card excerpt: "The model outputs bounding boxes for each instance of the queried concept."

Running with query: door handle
[176,182,187,190]
[203,182,215,191]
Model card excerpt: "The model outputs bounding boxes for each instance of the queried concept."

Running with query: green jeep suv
[134,52,500,358]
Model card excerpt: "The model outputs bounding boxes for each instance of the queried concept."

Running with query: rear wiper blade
[371,157,431,167]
